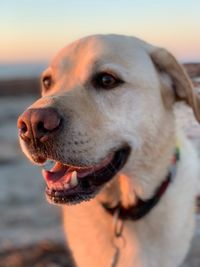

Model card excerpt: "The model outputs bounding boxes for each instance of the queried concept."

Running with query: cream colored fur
[63,132,199,267]
[19,34,200,267]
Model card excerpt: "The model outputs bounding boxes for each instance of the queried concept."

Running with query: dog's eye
[42,76,52,91]
[92,73,123,90]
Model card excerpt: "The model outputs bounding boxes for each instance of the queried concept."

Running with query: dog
[17,34,200,267]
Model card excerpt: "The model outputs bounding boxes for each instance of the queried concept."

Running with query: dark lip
[45,146,131,205]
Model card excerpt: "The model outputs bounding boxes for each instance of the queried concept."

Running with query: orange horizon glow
[1,34,199,64]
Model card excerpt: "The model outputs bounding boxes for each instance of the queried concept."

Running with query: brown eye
[42,76,52,90]
[92,72,123,90]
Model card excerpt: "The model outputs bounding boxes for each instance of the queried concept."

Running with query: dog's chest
[62,202,144,267]
[62,195,196,267]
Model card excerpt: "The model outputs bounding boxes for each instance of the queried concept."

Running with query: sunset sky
[1,0,200,65]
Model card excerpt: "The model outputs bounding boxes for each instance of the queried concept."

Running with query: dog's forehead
[50,34,152,72]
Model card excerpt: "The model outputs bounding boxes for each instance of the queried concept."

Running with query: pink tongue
[42,163,70,183]
[42,168,74,189]
[42,154,113,189]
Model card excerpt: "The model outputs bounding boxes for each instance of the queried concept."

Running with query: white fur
[62,131,199,267]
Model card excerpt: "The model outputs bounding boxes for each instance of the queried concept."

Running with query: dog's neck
[97,136,179,211]
[63,141,180,267]
[100,146,180,221]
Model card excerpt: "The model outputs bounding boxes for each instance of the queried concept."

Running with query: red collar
[102,148,180,221]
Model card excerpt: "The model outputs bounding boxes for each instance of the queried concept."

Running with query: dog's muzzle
[17,107,131,205]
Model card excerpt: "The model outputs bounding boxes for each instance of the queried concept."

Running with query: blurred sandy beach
[0,63,200,266]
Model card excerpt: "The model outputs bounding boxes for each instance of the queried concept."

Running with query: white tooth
[70,171,78,187]
[43,159,56,171]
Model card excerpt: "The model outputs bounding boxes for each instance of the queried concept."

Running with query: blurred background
[0,0,200,266]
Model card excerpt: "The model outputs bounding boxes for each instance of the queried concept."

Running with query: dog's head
[17,34,200,205]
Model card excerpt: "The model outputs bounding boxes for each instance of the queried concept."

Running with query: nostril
[20,121,28,134]
[17,118,31,142]
[36,119,61,135]
[43,116,62,132]
[37,121,48,134]
[17,118,28,134]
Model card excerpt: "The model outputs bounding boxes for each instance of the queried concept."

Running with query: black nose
[17,107,62,143]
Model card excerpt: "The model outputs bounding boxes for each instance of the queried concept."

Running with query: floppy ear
[150,48,200,122]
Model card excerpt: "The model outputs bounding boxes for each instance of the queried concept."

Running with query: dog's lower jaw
[62,133,199,267]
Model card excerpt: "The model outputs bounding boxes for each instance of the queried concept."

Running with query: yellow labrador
[17,34,200,267]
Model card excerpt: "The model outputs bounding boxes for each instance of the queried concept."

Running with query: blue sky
[0,0,200,64]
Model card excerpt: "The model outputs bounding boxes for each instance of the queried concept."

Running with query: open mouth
[43,146,130,205]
